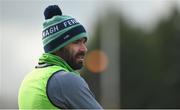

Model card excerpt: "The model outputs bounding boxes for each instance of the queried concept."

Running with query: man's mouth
[76,55,84,61]
[76,52,85,62]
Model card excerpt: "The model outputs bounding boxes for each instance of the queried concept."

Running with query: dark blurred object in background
[82,6,180,109]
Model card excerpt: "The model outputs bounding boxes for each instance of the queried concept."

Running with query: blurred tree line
[82,6,180,109]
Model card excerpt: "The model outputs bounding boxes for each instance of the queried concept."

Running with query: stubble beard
[59,48,85,70]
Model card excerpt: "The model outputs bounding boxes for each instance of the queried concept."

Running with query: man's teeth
[78,56,84,59]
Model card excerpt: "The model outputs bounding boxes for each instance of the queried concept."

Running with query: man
[18,5,102,109]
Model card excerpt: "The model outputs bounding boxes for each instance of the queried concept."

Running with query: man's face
[59,38,88,70]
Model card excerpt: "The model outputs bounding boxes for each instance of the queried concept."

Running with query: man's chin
[72,62,83,70]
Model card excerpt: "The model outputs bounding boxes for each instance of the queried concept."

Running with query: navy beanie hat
[42,5,88,53]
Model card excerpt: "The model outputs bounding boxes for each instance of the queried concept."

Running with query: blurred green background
[1,0,180,109]
[82,3,180,109]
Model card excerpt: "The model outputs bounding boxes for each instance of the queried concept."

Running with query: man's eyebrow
[81,37,87,42]
[75,38,86,42]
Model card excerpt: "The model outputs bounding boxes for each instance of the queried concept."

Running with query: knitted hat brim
[48,32,87,53]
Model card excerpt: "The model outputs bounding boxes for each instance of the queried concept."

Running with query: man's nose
[80,43,88,52]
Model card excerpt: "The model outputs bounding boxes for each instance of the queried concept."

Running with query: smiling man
[18,5,102,109]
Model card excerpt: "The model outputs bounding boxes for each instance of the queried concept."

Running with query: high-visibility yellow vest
[18,65,68,109]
